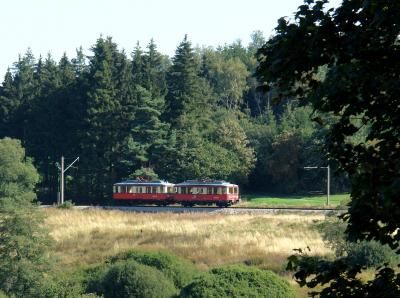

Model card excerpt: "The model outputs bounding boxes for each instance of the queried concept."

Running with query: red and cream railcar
[173,180,240,207]
[113,180,174,205]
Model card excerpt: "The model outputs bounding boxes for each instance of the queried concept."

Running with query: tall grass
[44,208,330,272]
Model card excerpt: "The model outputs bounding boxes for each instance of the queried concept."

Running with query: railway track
[43,205,345,214]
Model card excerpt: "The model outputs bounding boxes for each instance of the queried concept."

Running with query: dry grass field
[44,208,331,271]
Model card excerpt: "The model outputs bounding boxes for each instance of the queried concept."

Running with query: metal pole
[60,156,64,205]
[327,165,330,206]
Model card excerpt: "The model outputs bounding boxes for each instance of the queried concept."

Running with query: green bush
[109,250,199,288]
[180,265,296,298]
[316,215,399,268]
[101,260,177,298]
[78,263,110,295]
[32,271,88,298]
[347,240,400,268]
[57,200,75,209]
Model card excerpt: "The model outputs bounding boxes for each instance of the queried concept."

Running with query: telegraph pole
[327,165,330,206]
[60,156,64,205]
[58,156,79,205]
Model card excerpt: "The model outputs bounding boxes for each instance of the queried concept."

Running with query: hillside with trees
[0,32,350,204]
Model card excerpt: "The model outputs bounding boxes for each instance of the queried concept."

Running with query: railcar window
[207,188,212,195]
[181,187,187,194]
[229,187,233,194]
[234,187,238,194]
[152,187,157,193]
[222,187,227,194]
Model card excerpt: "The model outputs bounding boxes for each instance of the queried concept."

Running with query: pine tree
[80,37,145,201]
[0,69,17,137]
[131,42,145,86]
[142,39,168,98]
[164,35,212,128]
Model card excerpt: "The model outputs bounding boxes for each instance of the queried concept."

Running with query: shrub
[347,240,400,268]
[79,263,111,295]
[316,215,348,257]
[33,271,87,298]
[316,215,399,268]
[180,265,296,298]
[57,200,75,209]
[101,260,177,298]
[109,250,199,288]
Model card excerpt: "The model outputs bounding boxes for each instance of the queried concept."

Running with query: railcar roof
[114,180,173,186]
[175,180,237,187]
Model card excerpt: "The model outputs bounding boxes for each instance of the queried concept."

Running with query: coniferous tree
[142,39,168,98]
[0,69,18,137]
[131,42,145,86]
[80,37,121,200]
[8,50,37,143]
[164,35,212,128]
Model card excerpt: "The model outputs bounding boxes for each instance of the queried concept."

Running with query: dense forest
[0,31,351,204]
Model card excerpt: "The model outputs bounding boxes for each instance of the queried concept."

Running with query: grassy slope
[238,193,350,208]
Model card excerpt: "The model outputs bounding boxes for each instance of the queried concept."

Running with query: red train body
[113,180,240,207]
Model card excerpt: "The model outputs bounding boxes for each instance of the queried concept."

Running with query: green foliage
[316,216,399,267]
[180,265,296,298]
[0,31,350,204]
[77,263,110,295]
[0,138,53,297]
[109,250,199,289]
[257,0,400,294]
[101,260,177,298]
[130,167,159,181]
[0,138,39,200]
[347,240,400,268]
[57,200,75,209]
[201,51,249,109]
[33,271,87,298]
[316,216,348,257]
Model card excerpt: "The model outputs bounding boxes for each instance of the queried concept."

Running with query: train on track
[113,179,240,207]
